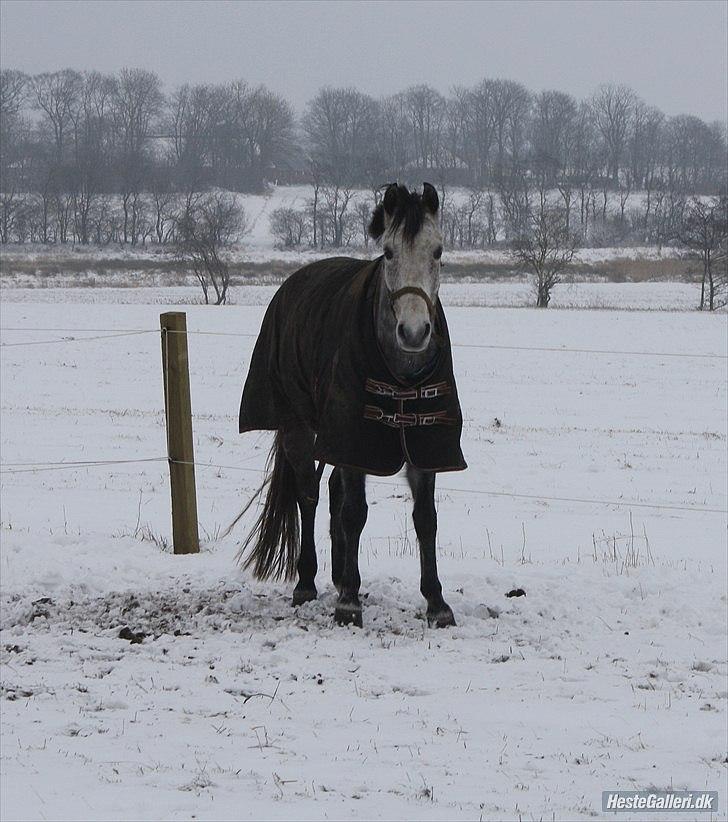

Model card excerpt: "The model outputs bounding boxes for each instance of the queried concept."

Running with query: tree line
[1,69,725,229]
[1,67,726,309]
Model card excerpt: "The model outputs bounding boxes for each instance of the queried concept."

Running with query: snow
[0,281,713,312]
[1,285,726,821]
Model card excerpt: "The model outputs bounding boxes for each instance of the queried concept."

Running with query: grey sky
[1,0,726,121]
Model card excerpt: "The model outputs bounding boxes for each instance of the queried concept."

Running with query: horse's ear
[422,182,439,215]
[383,183,399,216]
[368,203,385,240]
[369,183,399,240]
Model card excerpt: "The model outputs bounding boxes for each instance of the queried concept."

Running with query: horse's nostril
[424,321,431,338]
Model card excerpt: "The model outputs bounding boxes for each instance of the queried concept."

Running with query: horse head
[369,183,443,353]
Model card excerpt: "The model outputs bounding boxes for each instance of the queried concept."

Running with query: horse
[238,182,467,628]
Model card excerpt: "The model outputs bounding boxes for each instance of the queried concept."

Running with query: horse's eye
[384,247,394,260]
[433,246,443,260]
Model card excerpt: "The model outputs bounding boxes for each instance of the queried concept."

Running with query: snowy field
[0,281,711,313]
[1,284,726,821]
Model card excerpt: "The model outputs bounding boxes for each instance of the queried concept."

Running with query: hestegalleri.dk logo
[602,790,718,813]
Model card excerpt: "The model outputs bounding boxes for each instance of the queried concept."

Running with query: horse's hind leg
[334,468,367,628]
[280,424,320,606]
[406,465,455,628]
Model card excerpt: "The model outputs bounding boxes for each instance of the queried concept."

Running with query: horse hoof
[427,607,456,628]
[334,605,363,628]
[292,588,317,606]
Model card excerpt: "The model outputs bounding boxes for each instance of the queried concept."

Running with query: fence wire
[1,454,725,516]
[1,323,725,517]
[1,325,725,359]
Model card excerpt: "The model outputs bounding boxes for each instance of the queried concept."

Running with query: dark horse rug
[239,255,466,476]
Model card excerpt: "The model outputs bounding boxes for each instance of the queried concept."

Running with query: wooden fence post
[160,312,199,554]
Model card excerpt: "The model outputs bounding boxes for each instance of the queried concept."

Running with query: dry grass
[577,257,698,283]
[0,246,697,286]
[0,253,302,288]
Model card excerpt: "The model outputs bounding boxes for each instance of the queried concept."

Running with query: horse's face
[371,183,442,354]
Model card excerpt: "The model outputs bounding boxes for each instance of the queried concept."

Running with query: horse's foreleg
[334,468,367,627]
[328,467,344,590]
[281,425,319,606]
[406,465,455,628]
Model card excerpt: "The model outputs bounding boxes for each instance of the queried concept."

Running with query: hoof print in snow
[1,685,34,700]
[118,626,146,644]
[505,588,526,598]
[29,596,54,621]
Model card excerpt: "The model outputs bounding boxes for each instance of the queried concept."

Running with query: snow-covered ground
[1,286,726,821]
[0,281,711,312]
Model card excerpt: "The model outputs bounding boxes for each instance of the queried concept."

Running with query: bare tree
[457,79,496,185]
[484,192,499,246]
[30,70,83,164]
[269,206,309,248]
[112,68,163,160]
[354,200,373,248]
[320,182,354,247]
[168,82,224,189]
[379,92,414,175]
[590,84,636,184]
[0,191,19,243]
[677,196,728,311]
[462,188,485,247]
[175,192,247,305]
[511,190,580,307]
[499,173,532,241]
[232,83,296,190]
[403,84,445,170]
[0,69,26,121]
[0,69,27,185]
[714,225,728,310]
[491,79,530,183]
[303,87,378,184]
[531,90,577,183]
[148,169,177,244]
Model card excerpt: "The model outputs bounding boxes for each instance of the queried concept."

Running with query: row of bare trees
[1,67,295,240]
[300,82,725,195]
[3,69,725,204]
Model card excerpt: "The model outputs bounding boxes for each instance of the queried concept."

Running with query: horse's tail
[238,430,300,581]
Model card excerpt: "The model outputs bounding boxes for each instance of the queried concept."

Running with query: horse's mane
[368,183,436,244]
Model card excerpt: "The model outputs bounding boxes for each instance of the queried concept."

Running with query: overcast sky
[1,0,726,121]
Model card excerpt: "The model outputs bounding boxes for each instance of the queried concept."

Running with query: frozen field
[0,285,726,821]
[0,280,711,312]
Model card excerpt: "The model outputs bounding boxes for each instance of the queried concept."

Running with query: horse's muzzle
[397,319,432,352]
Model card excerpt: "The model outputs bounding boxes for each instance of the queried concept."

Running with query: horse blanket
[238,256,467,476]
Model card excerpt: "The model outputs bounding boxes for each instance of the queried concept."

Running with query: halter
[388,285,435,320]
